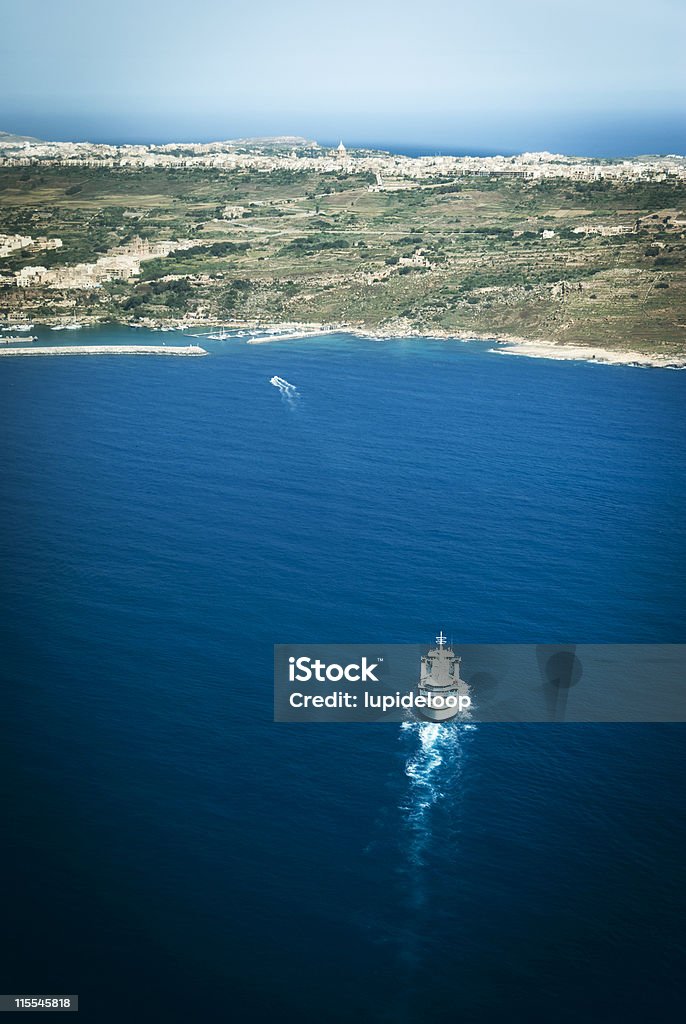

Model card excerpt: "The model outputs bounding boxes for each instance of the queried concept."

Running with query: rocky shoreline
[241,321,686,369]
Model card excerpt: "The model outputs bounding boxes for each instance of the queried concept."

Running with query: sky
[1,0,684,155]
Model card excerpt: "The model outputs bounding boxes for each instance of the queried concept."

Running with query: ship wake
[361,719,476,996]
[395,719,476,971]
[401,720,472,874]
[269,375,299,406]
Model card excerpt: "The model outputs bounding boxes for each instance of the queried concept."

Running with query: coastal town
[7,236,197,290]
[1,132,685,183]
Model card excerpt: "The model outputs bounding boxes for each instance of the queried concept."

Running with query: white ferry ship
[417,632,469,721]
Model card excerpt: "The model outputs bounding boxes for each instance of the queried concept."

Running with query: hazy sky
[1,0,684,154]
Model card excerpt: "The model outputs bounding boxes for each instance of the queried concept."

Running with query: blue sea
[1,328,684,1022]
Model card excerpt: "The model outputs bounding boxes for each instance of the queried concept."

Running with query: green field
[1,164,684,354]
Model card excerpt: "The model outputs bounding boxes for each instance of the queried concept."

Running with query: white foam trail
[362,720,477,983]
[392,720,476,974]
[399,720,476,920]
[269,375,300,406]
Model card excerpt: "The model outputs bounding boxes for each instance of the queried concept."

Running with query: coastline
[346,326,686,368]
[485,338,686,369]
[250,322,686,369]
[2,316,685,368]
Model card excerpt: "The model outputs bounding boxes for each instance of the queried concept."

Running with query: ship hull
[417,702,459,722]
[417,687,461,721]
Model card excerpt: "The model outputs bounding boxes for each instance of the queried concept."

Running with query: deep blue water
[1,330,684,1022]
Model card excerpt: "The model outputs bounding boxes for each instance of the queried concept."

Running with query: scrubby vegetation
[1,164,684,354]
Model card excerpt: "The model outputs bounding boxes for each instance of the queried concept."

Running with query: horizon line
[1,129,685,162]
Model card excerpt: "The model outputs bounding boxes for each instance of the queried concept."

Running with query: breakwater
[0,344,208,357]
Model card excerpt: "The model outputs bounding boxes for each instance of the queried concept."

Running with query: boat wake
[361,715,477,1002]
[269,375,299,406]
[401,721,472,873]
[394,719,475,972]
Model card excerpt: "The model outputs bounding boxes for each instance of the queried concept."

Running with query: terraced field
[1,164,684,355]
